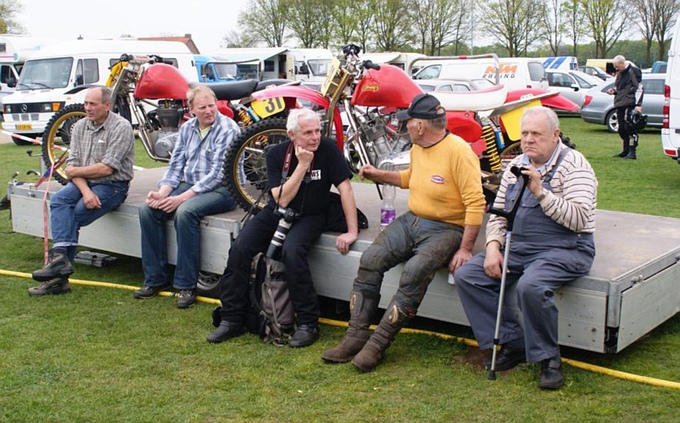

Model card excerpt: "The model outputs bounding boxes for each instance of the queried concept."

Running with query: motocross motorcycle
[41,54,293,184]
[223,46,579,212]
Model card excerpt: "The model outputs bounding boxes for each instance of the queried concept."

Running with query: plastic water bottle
[380,184,396,230]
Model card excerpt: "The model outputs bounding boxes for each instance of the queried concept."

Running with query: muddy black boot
[28,277,71,296]
[322,290,380,363]
[624,134,638,159]
[32,248,74,281]
[351,300,414,372]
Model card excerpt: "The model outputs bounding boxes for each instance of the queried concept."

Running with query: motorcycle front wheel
[41,103,87,185]
[224,117,290,213]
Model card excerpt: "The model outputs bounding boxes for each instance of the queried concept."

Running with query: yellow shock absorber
[237,108,253,127]
[482,124,502,172]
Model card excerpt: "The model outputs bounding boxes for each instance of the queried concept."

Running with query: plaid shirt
[158,113,239,194]
[67,111,135,182]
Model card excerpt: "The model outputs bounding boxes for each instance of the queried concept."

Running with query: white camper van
[662,21,680,164]
[361,52,426,75]
[2,39,197,141]
[412,56,548,90]
[0,35,55,108]
[288,48,333,81]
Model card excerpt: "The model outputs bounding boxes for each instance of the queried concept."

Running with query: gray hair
[287,108,320,133]
[187,84,217,106]
[427,113,448,131]
[613,55,626,65]
[89,86,112,103]
[521,106,560,133]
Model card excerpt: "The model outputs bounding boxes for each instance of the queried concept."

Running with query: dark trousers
[218,207,326,326]
[616,106,636,153]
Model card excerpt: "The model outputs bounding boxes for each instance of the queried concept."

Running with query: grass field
[0,117,679,422]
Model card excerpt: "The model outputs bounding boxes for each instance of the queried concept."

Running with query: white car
[415,78,494,92]
[546,70,602,108]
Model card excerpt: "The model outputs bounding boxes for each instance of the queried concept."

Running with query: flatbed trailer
[7,167,680,353]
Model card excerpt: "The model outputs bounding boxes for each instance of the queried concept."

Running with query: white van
[2,39,197,139]
[0,35,55,108]
[361,52,427,75]
[288,48,333,81]
[663,23,680,163]
[412,55,548,90]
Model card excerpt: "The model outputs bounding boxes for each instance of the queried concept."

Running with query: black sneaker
[487,344,526,371]
[539,357,564,390]
[32,250,74,281]
[28,278,71,296]
[177,289,196,309]
[133,284,170,299]
[289,324,320,348]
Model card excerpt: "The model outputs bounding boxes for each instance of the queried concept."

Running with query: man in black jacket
[607,55,644,160]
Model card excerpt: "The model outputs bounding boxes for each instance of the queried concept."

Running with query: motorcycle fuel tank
[351,65,423,108]
[134,63,189,100]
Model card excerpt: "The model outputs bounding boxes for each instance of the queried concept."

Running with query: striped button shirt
[486,143,597,248]
[158,113,240,194]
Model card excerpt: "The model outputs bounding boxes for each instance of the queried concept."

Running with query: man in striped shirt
[134,85,238,309]
[455,106,597,390]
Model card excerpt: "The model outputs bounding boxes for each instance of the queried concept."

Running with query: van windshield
[307,59,331,76]
[17,57,73,89]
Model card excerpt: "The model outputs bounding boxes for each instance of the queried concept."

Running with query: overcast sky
[16,0,249,52]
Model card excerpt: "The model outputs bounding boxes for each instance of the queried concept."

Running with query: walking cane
[487,166,530,380]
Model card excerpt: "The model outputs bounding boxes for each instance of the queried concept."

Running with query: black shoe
[612,152,627,158]
[133,284,171,299]
[539,357,564,390]
[177,289,196,309]
[206,321,244,343]
[28,278,71,296]
[487,344,526,371]
[32,250,74,281]
[289,324,320,348]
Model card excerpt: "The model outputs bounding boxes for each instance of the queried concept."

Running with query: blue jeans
[139,183,236,290]
[50,181,130,262]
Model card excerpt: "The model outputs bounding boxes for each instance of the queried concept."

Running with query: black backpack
[211,253,294,346]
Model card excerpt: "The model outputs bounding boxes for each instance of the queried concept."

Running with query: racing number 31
[251,97,286,119]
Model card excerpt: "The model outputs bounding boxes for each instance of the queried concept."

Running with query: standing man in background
[608,55,643,160]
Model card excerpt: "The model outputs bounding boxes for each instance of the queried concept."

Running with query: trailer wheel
[42,104,87,185]
[197,271,221,298]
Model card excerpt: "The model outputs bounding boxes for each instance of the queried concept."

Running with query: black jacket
[613,64,644,108]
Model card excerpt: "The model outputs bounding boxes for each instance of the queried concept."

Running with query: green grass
[1,118,680,422]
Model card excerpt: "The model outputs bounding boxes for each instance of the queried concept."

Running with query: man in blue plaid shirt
[134,85,238,308]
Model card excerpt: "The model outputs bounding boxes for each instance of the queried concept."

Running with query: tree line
[227,0,679,67]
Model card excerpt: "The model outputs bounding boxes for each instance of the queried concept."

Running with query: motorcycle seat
[430,84,508,112]
[208,80,259,101]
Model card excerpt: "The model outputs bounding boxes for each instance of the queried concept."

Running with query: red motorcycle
[223,46,579,212]
[41,54,293,184]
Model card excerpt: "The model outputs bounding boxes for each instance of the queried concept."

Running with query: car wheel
[606,110,618,133]
[197,271,221,298]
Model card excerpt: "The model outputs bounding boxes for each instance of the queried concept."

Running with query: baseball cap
[396,93,446,121]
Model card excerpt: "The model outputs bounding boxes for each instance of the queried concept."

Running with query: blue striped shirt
[158,113,239,194]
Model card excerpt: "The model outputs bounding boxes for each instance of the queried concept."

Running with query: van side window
[0,65,12,84]
[415,65,441,80]
[82,59,99,84]
[528,62,546,82]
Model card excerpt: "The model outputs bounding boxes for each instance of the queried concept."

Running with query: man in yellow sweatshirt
[322,93,486,372]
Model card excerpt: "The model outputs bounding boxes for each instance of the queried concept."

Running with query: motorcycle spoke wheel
[41,104,87,185]
[224,117,289,213]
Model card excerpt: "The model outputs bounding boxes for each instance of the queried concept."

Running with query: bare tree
[580,0,631,58]
[413,0,470,55]
[561,0,588,56]
[331,0,360,47]
[0,0,25,34]
[653,0,680,61]
[354,0,375,53]
[480,0,546,57]
[372,0,413,51]
[287,0,328,48]
[221,30,259,48]
[238,0,290,47]
[540,0,565,55]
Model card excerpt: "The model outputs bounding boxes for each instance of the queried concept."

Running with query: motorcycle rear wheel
[224,117,290,213]
[42,103,87,185]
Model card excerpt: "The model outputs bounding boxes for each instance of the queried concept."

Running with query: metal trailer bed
[8,167,680,353]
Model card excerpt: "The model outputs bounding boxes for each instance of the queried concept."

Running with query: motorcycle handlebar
[362,60,381,71]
